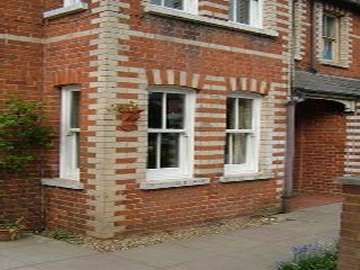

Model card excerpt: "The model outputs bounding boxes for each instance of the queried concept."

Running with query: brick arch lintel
[52,69,83,86]
[145,69,270,95]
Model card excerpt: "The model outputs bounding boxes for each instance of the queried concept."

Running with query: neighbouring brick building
[288,0,360,198]
[0,0,358,240]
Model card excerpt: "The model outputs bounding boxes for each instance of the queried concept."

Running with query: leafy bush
[0,98,54,173]
[277,242,338,270]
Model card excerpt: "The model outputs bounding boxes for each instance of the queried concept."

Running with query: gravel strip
[43,213,287,253]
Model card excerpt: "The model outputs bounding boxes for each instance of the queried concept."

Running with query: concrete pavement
[0,203,341,270]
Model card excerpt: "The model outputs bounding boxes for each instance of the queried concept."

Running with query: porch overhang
[294,71,360,112]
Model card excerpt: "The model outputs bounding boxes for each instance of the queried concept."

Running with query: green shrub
[277,242,338,270]
[0,98,54,173]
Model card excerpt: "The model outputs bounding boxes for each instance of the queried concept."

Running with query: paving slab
[0,203,341,270]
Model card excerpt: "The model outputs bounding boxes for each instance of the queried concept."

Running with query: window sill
[140,177,210,190]
[41,178,84,190]
[144,5,278,38]
[320,59,349,69]
[220,172,273,183]
[43,2,88,19]
[337,176,360,186]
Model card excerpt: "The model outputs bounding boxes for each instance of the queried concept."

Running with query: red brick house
[286,0,360,199]
[0,0,358,239]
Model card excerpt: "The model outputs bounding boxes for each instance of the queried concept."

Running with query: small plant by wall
[276,242,338,270]
[0,98,54,174]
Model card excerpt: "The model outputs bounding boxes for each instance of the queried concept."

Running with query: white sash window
[229,0,263,28]
[225,95,260,175]
[146,90,194,180]
[60,86,80,181]
[322,14,340,62]
[150,0,198,14]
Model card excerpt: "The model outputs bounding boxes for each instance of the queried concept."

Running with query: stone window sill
[43,2,88,19]
[320,59,349,69]
[140,177,210,190]
[144,5,278,38]
[337,176,360,186]
[41,178,84,190]
[220,172,273,183]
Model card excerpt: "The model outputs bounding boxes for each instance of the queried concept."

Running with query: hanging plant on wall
[0,98,54,174]
[111,101,143,132]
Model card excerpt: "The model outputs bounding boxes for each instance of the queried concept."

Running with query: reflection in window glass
[236,0,250,25]
[226,98,236,129]
[167,94,184,129]
[70,91,80,129]
[147,133,158,169]
[164,0,183,9]
[149,92,163,129]
[232,133,247,164]
[150,0,162,5]
[238,99,252,129]
[160,133,179,168]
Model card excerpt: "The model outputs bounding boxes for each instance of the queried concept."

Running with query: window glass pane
[229,0,235,21]
[149,92,163,129]
[164,0,183,10]
[160,133,179,168]
[147,133,158,169]
[238,99,252,129]
[225,133,231,164]
[167,94,184,129]
[323,15,336,38]
[70,91,80,129]
[226,98,236,129]
[75,132,80,169]
[323,39,333,60]
[236,0,250,24]
[232,133,247,164]
[64,0,79,7]
[150,0,162,5]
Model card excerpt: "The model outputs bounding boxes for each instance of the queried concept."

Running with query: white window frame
[230,0,263,28]
[146,89,195,181]
[224,94,261,176]
[322,13,340,62]
[150,0,198,15]
[60,85,80,181]
[64,0,81,7]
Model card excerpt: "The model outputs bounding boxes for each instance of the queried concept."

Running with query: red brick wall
[44,187,92,234]
[40,0,96,234]
[294,99,345,195]
[117,180,279,234]
[0,176,43,231]
[0,0,44,230]
[338,184,360,270]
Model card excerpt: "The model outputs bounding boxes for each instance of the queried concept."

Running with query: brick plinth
[338,179,360,270]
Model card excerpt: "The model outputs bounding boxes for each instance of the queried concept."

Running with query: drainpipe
[282,0,297,212]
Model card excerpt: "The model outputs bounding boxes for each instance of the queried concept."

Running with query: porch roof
[294,71,360,99]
